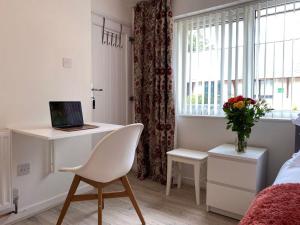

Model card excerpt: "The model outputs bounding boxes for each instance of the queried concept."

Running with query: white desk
[9,122,123,172]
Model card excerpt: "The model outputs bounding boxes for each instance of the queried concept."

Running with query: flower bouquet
[223,96,273,153]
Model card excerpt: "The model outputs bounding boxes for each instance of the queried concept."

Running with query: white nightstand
[206,144,267,220]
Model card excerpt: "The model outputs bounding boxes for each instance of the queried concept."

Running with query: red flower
[223,102,230,109]
[250,99,256,104]
[228,95,244,104]
[228,97,237,103]
[236,95,244,102]
[246,98,256,104]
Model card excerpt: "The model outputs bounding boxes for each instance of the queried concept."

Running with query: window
[255,1,300,117]
[174,0,300,118]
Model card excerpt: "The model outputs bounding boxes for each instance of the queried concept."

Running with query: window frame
[174,0,300,119]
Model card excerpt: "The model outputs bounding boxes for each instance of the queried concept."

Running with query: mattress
[273,158,300,185]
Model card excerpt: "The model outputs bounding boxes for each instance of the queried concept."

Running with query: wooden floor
[15,176,239,225]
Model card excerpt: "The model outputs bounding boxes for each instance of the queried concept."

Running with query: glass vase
[235,134,247,153]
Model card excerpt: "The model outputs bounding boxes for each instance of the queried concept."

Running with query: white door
[91,16,132,126]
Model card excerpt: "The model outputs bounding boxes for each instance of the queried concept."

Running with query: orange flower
[233,101,245,109]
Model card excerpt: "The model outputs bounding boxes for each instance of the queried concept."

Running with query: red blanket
[240,183,300,225]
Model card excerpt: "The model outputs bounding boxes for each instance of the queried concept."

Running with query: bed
[240,151,300,225]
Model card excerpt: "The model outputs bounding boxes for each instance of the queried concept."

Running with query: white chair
[56,124,145,225]
[166,148,208,205]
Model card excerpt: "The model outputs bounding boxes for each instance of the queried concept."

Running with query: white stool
[166,148,208,205]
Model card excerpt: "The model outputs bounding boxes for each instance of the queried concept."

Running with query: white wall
[0,0,93,223]
[0,0,92,128]
[177,116,295,185]
[92,0,138,25]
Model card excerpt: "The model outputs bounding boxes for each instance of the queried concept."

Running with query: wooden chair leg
[56,175,81,225]
[121,176,145,225]
[98,185,103,225]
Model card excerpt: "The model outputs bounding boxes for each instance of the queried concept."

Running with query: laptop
[49,101,98,132]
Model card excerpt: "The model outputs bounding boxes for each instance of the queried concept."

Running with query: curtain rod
[91,11,131,28]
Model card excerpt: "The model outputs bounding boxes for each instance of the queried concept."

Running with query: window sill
[177,114,295,123]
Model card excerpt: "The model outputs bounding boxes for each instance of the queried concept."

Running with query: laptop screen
[49,101,84,128]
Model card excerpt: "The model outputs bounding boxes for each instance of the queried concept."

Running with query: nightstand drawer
[207,182,255,216]
[208,157,257,191]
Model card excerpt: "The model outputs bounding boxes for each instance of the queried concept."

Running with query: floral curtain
[134,0,175,184]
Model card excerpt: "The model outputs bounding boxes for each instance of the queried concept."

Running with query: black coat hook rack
[102,17,123,48]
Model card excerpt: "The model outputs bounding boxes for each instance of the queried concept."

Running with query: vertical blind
[174,0,300,118]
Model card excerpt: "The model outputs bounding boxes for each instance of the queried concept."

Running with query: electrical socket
[62,57,72,68]
[17,163,30,176]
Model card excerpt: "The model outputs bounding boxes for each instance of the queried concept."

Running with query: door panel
[91,23,130,126]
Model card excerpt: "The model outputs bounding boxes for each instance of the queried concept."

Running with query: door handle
[92,96,96,109]
[91,88,103,91]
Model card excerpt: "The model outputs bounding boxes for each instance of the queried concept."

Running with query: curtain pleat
[134,0,175,184]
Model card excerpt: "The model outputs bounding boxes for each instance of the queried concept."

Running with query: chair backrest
[77,123,144,183]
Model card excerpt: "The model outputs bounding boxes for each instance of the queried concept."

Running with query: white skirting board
[130,167,207,189]
[0,185,93,225]
[0,130,12,214]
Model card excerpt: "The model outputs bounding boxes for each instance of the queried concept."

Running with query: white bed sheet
[274,158,300,185]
